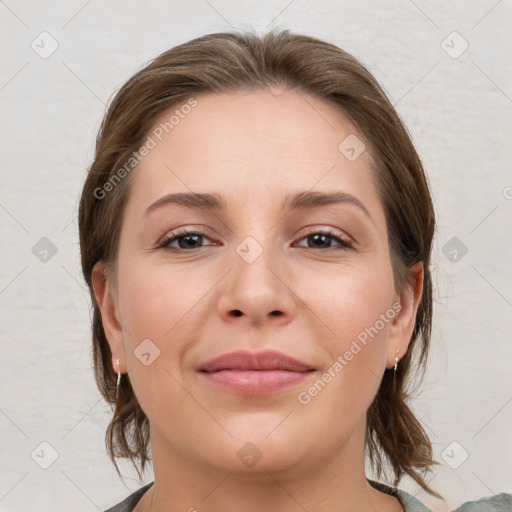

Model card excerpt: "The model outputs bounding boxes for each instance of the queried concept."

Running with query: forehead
[128,88,378,211]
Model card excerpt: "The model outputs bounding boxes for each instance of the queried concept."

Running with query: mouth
[197,350,315,396]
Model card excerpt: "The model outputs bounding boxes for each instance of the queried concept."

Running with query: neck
[141,422,403,512]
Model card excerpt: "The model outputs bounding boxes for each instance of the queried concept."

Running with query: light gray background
[0,1,511,511]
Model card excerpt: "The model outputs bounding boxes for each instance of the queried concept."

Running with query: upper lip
[198,350,314,373]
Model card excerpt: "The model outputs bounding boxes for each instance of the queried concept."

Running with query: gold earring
[393,349,399,373]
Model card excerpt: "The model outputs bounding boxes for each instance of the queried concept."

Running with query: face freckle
[109,88,405,481]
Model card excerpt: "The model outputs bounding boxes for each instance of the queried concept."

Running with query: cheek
[305,260,396,345]
[115,261,215,396]
[297,262,395,406]
[117,261,209,341]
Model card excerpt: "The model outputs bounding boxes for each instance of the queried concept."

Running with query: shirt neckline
[109,479,431,512]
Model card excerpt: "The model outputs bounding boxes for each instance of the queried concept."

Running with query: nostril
[229,310,282,317]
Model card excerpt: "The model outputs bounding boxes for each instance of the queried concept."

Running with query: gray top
[104,479,512,512]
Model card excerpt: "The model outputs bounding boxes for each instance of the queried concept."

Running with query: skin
[92,88,423,512]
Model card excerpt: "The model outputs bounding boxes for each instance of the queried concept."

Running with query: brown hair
[79,29,440,498]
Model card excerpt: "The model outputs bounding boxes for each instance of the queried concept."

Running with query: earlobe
[386,262,424,369]
[91,262,127,373]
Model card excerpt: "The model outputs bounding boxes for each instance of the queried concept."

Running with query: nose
[216,237,297,327]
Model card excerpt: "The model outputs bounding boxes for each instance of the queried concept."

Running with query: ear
[91,261,127,374]
[386,262,424,369]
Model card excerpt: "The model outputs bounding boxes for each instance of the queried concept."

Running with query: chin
[198,431,312,478]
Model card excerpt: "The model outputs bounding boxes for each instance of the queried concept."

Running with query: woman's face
[95,88,419,477]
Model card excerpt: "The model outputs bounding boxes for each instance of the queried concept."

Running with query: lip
[197,350,315,396]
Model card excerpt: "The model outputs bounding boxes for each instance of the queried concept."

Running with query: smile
[197,350,315,395]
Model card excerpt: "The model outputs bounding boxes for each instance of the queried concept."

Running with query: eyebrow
[145,190,371,219]
[145,192,227,215]
[283,191,371,218]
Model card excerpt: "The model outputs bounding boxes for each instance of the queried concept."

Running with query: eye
[157,229,216,250]
[156,227,353,251]
[294,229,353,250]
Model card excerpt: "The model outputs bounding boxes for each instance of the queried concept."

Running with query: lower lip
[198,370,313,395]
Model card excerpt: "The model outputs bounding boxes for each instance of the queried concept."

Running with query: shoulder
[104,482,154,512]
[369,479,511,512]
[396,488,512,512]
[452,492,512,511]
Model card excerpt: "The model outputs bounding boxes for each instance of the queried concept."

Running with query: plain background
[0,1,511,511]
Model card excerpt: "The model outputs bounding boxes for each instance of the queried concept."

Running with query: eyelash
[156,227,354,251]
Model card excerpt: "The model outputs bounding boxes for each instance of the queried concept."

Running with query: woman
[78,30,511,512]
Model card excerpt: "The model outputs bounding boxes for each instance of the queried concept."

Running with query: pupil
[180,234,201,249]
[310,234,330,248]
